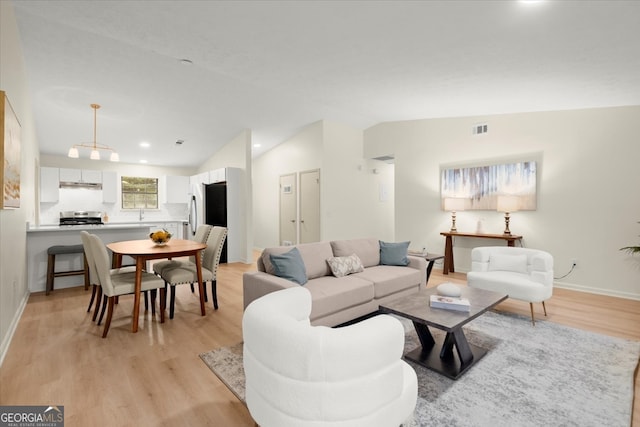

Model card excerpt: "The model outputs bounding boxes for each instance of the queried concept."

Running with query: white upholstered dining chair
[243,286,418,427]
[80,231,141,322]
[87,233,166,337]
[152,224,212,276]
[153,226,227,318]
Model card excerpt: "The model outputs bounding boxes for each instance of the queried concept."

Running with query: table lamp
[444,198,466,232]
[497,195,520,235]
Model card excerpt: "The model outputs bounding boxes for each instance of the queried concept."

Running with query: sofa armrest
[407,255,427,287]
[243,271,298,310]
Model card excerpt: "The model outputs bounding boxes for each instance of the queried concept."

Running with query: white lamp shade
[110,152,119,162]
[90,149,100,160]
[497,195,520,213]
[67,147,79,158]
[444,197,466,212]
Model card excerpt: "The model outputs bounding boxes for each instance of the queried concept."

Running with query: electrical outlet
[571,258,578,267]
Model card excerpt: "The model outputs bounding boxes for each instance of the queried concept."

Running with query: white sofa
[466,246,554,324]
[243,286,418,427]
[243,238,427,327]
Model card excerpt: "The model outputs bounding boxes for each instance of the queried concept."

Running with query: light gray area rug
[200,311,640,427]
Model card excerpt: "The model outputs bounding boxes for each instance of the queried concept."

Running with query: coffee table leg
[440,332,455,359]
[413,321,435,351]
[452,328,474,366]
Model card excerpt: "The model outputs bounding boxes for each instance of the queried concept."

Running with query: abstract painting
[441,159,537,210]
[1,91,21,209]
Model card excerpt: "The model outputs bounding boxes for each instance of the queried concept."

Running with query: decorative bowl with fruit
[150,229,172,246]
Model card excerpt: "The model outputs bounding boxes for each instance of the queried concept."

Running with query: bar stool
[46,244,90,295]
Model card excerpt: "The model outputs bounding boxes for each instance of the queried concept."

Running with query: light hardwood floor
[1,260,638,426]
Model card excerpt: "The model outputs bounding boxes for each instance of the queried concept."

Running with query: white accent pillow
[326,254,365,278]
[488,254,528,273]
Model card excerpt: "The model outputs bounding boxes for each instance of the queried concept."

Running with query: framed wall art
[441,157,537,211]
[1,90,21,209]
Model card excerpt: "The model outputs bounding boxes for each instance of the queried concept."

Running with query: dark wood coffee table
[379,286,507,380]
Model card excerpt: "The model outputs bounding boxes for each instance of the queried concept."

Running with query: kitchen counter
[28,223,159,233]
[28,220,187,233]
[26,224,153,293]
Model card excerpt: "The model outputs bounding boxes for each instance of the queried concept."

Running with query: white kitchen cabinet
[102,171,118,203]
[165,175,189,203]
[58,168,81,182]
[82,169,102,184]
[210,168,226,183]
[40,167,60,203]
[59,168,102,184]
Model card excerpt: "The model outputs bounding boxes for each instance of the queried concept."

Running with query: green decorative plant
[620,222,640,255]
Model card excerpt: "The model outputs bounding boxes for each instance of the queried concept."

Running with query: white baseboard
[0,291,29,367]
[554,281,640,301]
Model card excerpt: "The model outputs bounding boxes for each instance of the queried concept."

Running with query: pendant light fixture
[68,103,119,161]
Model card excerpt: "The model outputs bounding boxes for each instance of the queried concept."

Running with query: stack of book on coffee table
[430,294,471,312]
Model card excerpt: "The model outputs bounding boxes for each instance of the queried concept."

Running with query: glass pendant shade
[68,147,79,158]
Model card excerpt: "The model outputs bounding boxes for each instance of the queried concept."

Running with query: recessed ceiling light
[140,141,150,148]
[253,143,262,148]
[140,159,148,164]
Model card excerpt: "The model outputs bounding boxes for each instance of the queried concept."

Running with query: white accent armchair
[466,246,554,325]
[243,286,417,427]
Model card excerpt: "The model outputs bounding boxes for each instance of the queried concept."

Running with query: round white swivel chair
[243,286,418,427]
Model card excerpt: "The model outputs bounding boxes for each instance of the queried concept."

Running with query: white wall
[0,1,39,364]
[252,121,324,248]
[252,120,394,249]
[364,106,640,299]
[322,121,395,242]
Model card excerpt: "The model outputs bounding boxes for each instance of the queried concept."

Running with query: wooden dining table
[106,239,207,333]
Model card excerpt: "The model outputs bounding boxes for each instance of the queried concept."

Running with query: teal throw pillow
[269,247,308,285]
[379,241,410,266]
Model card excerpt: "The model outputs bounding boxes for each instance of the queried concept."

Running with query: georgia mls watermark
[0,406,64,427]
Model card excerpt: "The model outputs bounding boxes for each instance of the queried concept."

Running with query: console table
[440,232,523,275]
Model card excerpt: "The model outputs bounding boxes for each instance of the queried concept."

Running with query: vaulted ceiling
[12,0,640,167]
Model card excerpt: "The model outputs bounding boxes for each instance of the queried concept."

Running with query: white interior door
[300,169,320,244]
[279,173,297,246]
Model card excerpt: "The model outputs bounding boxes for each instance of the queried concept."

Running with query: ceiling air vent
[473,123,488,135]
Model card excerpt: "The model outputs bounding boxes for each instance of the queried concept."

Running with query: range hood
[59,181,103,190]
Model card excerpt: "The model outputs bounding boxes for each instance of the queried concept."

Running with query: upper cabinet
[102,171,118,203]
[164,175,189,204]
[59,168,102,184]
[40,167,60,203]
[210,168,226,183]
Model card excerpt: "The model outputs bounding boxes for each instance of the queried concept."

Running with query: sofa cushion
[488,254,528,273]
[354,265,421,299]
[379,241,410,266]
[326,254,365,278]
[330,238,380,268]
[270,248,308,285]
[303,275,374,320]
[262,241,334,279]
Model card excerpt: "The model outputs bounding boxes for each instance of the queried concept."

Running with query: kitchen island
[27,223,156,293]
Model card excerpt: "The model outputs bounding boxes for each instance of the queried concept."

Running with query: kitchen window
[121,176,158,209]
